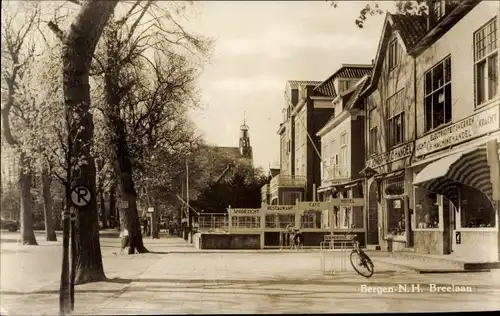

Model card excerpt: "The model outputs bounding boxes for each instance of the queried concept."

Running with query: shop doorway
[367,181,379,245]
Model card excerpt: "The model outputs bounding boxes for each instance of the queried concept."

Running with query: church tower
[239,112,253,161]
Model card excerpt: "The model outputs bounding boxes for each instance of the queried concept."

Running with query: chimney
[426,0,434,31]
[371,59,374,65]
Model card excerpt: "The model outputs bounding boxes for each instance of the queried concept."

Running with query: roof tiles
[314,65,373,98]
[389,14,428,48]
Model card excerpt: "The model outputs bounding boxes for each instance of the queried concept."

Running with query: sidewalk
[91,250,500,314]
[2,235,500,314]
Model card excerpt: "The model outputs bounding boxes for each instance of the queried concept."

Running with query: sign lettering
[298,199,365,208]
[297,202,331,210]
[335,198,365,206]
[70,185,92,208]
[367,142,414,168]
[415,106,499,157]
[232,209,260,215]
[266,205,294,211]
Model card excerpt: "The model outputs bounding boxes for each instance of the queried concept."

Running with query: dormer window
[388,39,399,70]
[432,0,446,21]
[340,80,351,92]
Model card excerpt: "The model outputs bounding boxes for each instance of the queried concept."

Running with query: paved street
[1,231,500,315]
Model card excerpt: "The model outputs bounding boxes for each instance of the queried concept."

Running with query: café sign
[415,106,499,157]
[298,199,365,209]
[298,202,332,210]
[231,208,260,215]
[367,142,414,168]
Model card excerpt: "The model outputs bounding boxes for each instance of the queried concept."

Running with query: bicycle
[345,225,374,278]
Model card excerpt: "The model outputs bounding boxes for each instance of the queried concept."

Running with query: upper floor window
[387,90,405,148]
[424,56,452,132]
[388,39,399,70]
[340,132,348,165]
[322,143,328,179]
[368,109,378,156]
[432,0,446,21]
[474,18,498,106]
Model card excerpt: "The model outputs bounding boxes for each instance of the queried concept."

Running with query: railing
[324,162,349,180]
[269,175,307,192]
[197,214,228,233]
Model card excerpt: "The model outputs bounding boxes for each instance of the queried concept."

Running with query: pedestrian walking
[119,228,130,254]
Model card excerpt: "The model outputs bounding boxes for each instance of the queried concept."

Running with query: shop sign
[333,198,365,206]
[415,106,499,157]
[266,205,294,211]
[366,142,414,168]
[231,208,260,215]
[455,232,461,245]
[297,202,331,211]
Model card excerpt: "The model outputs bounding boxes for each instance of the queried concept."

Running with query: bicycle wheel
[350,250,374,278]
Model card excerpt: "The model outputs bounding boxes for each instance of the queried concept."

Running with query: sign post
[59,185,91,315]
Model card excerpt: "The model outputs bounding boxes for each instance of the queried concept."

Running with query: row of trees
[0,0,427,285]
[0,0,264,285]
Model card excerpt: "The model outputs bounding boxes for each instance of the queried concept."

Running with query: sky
[183,1,393,171]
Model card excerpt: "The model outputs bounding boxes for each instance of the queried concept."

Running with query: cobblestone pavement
[1,232,500,315]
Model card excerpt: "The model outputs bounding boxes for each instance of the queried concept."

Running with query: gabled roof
[366,13,428,94]
[409,0,481,56]
[390,14,427,49]
[318,75,371,136]
[314,64,373,98]
[286,80,323,90]
[345,75,371,111]
[269,168,280,178]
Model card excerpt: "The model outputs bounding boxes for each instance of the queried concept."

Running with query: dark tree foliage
[190,168,268,214]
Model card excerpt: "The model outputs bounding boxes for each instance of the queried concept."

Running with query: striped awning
[413,147,493,207]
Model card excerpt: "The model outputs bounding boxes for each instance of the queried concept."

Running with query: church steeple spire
[239,111,252,161]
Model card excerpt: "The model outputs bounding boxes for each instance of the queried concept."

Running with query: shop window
[387,198,405,236]
[301,210,322,229]
[474,18,498,106]
[460,185,496,228]
[233,216,260,229]
[265,215,277,228]
[414,187,440,229]
[339,190,352,229]
[278,214,295,229]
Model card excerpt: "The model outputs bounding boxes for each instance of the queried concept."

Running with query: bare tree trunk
[50,0,119,284]
[99,192,107,228]
[42,168,57,241]
[109,182,117,226]
[102,34,148,253]
[19,159,37,245]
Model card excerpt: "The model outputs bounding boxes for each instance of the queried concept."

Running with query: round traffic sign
[70,185,92,208]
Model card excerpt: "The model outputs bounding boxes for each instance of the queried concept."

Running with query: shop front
[317,180,366,245]
[362,141,415,252]
[411,105,500,262]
